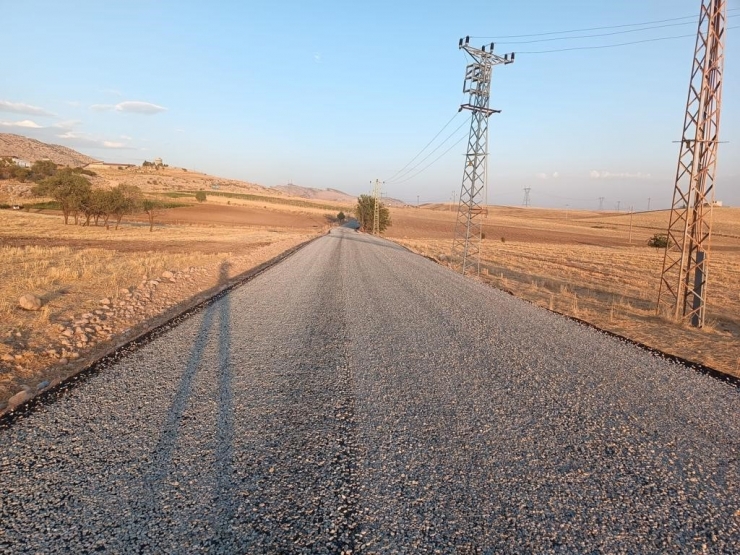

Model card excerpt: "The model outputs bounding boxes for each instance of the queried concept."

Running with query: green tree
[30,160,58,181]
[82,189,111,226]
[109,184,143,229]
[32,169,91,224]
[337,211,346,223]
[354,194,391,233]
[141,198,163,232]
[195,190,207,203]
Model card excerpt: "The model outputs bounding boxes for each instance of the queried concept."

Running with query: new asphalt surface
[1,227,738,553]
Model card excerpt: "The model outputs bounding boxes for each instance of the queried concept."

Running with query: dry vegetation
[387,205,740,379]
[0,197,328,406]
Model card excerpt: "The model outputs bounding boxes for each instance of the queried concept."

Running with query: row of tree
[32,169,161,231]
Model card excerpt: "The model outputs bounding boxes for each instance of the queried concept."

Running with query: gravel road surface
[1,227,738,553]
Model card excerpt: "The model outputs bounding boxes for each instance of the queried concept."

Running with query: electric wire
[391,132,468,185]
[386,117,469,183]
[517,26,738,54]
[382,112,460,182]
[494,15,738,45]
[470,7,739,40]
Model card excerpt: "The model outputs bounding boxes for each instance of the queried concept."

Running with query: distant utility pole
[417,194,420,207]
[371,179,382,235]
[522,187,531,207]
[598,197,605,211]
[629,206,634,244]
[451,36,514,275]
[657,0,727,328]
[647,197,651,211]
[616,201,621,212]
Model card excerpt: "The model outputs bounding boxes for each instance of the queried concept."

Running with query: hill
[0,133,99,167]
[271,183,407,207]
[271,184,356,203]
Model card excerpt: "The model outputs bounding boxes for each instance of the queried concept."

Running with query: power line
[470,8,739,39]
[517,26,738,54]
[387,117,469,183]
[383,112,460,182]
[390,133,468,184]
[495,15,738,45]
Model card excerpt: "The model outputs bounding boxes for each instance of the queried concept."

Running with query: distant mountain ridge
[0,133,99,167]
[272,183,407,206]
[271,184,357,203]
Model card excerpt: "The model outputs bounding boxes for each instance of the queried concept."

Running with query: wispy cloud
[535,172,548,180]
[0,100,55,117]
[589,170,652,179]
[51,119,81,130]
[0,119,44,129]
[90,100,167,115]
[535,171,559,180]
[313,52,322,63]
[57,131,133,149]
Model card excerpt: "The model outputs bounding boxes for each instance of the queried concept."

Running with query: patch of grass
[190,190,346,211]
[26,201,62,210]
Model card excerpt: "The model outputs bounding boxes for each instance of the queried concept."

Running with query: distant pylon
[523,187,531,207]
[657,0,726,328]
[598,197,605,211]
[371,179,382,235]
[451,36,514,275]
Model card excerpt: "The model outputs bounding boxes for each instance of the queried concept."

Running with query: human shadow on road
[142,260,235,544]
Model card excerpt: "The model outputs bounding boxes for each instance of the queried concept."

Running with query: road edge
[386,238,740,389]
[0,235,321,424]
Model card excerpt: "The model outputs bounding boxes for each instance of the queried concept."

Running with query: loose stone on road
[1,227,738,553]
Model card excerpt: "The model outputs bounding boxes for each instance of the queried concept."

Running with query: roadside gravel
[1,227,738,553]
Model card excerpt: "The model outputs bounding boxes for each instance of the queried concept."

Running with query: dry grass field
[0,196,330,407]
[386,205,740,379]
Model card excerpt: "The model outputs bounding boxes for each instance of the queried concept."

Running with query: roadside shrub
[648,233,670,249]
[195,191,207,202]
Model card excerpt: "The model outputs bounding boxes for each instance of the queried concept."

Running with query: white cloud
[535,172,548,180]
[90,104,114,112]
[552,172,559,179]
[0,100,54,117]
[0,119,43,128]
[90,100,167,115]
[314,52,322,63]
[51,119,81,130]
[589,170,652,180]
[115,101,167,114]
[57,131,133,149]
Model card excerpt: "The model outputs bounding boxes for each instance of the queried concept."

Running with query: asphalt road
[1,227,738,553]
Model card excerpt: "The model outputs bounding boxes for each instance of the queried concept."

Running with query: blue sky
[1,0,738,208]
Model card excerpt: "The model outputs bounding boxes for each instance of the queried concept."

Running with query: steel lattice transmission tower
[371,179,382,235]
[657,0,727,328]
[451,36,513,275]
[523,187,531,207]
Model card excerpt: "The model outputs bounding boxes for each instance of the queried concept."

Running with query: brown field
[0,197,332,408]
[386,204,740,379]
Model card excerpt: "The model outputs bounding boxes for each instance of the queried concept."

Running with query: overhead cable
[470,8,739,40]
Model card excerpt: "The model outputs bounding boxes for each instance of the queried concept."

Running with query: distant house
[154,157,163,167]
[0,156,32,167]
[712,200,723,207]
[11,157,31,168]
[211,183,220,190]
